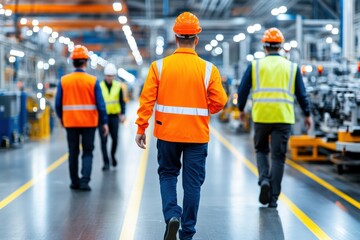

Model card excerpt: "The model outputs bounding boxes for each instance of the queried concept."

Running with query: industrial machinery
[289,64,360,173]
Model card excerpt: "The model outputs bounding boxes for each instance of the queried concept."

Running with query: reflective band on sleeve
[288,63,295,91]
[156,104,209,116]
[63,105,97,110]
[252,88,295,97]
[253,98,294,104]
[106,100,119,105]
[255,60,260,90]
[156,59,163,81]
[204,61,212,89]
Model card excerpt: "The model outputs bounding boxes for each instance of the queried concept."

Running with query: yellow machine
[218,92,251,133]
[27,96,50,140]
[289,127,360,174]
[289,135,336,161]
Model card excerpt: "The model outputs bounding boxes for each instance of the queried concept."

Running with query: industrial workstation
[0,1,359,239]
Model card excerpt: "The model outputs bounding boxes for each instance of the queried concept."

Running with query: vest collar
[74,68,85,72]
[267,53,280,56]
[174,48,198,56]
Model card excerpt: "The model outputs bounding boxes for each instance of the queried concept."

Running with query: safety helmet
[104,63,117,76]
[70,45,89,60]
[261,28,284,43]
[173,12,202,36]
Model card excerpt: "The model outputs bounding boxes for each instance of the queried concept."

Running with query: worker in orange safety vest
[135,12,228,240]
[55,45,109,191]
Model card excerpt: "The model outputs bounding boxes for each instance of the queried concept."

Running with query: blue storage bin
[19,91,28,135]
[0,91,21,146]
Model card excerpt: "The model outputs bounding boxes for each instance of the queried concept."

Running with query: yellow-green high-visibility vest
[251,56,297,124]
[100,80,121,114]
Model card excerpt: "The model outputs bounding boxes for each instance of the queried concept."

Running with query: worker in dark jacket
[55,45,108,191]
[237,28,311,208]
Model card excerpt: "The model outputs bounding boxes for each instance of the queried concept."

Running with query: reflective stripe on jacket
[100,80,121,114]
[61,72,98,127]
[251,56,296,123]
[136,48,228,143]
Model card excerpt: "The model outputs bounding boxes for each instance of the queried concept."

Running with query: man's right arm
[294,67,310,117]
[94,80,108,125]
[237,63,252,112]
[55,81,62,120]
[294,66,312,130]
[135,62,159,134]
[207,66,228,114]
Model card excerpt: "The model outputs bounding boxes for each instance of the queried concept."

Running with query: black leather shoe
[112,157,117,167]
[259,181,271,204]
[102,164,110,171]
[79,183,91,191]
[268,201,278,208]
[69,183,80,190]
[164,217,180,240]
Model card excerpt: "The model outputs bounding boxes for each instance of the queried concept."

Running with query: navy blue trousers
[157,139,208,240]
[66,127,96,185]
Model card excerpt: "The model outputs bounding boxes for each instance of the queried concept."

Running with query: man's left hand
[135,134,146,149]
[119,114,126,123]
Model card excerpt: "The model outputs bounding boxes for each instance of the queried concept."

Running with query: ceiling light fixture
[113,2,122,12]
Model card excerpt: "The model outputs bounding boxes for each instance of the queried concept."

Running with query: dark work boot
[112,156,117,167]
[79,182,91,191]
[164,217,180,240]
[102,164,110,171]
[259,180,271,205]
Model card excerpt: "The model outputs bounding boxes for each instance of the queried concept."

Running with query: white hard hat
[104,63,117,76]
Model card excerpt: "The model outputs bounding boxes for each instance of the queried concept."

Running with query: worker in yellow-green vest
[237,28,311,208]
[99,63,126,171]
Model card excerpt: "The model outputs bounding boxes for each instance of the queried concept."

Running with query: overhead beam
[6,4,127,15]
[16,19,123,31]
[131,17,247,27]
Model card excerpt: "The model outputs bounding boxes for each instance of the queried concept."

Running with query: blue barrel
[19,91,28,135]
[0,91,21,145]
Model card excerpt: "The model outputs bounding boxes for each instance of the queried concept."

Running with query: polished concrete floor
[0,101,360,240]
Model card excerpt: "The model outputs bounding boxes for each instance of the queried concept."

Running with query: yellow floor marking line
[286,159,360,209]
[0,153,68,209]
[210,126,331,240]
[119,135,151,240]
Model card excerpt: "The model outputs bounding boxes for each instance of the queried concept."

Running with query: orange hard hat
[173,12,202,35]
[70,45,89,60]
[261,28,284,43]
[317,65,323,75]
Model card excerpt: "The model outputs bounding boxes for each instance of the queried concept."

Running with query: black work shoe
[79,183,91,191]
[112,157,117,167]
[268,201,278,208]
[102,164,110,171]
[259,181,271,204]
[69,183,80,190]
[164,217,180,240]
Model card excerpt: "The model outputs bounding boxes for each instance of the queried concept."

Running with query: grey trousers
[254,123,291,203]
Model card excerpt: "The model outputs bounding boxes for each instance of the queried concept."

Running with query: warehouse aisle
[0,101,359,240]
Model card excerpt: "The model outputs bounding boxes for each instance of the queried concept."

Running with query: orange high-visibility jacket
[136,48,228,143]
[61,72,98,127]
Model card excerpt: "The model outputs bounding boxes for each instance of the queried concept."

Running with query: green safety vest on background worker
[251,56,297,124]
[100,80,122,114]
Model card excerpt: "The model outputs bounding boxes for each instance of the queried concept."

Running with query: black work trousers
[254,123,291,203]
[66,127,96,185]
[98,114,119,165]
